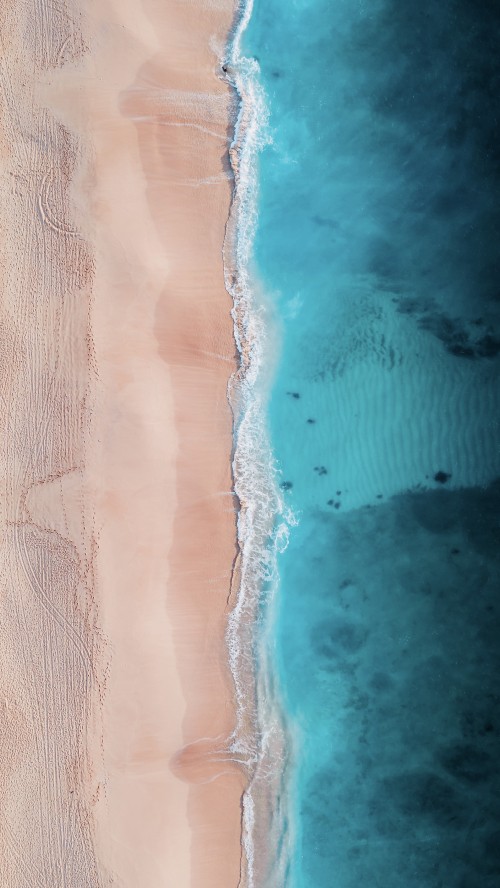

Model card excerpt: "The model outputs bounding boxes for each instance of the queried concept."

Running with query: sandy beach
[1,0,242,886]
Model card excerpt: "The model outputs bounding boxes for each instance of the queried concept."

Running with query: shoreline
[223,6,293,886]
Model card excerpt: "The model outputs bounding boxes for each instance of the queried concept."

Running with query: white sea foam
[222,3,296,886]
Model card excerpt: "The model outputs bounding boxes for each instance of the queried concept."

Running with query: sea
[225,2,500,886]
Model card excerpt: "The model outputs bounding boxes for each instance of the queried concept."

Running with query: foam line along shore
[223,4,295,886]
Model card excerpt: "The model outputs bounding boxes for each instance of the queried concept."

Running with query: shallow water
[242,1,500,885]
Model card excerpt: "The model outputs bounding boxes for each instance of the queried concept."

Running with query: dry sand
[0,0,243,886]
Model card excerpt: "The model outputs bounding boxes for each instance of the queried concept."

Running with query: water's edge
[221,4,294,885]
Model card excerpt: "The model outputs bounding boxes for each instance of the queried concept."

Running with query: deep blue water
[243,2,500,886]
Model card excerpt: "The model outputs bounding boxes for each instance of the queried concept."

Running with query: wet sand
[1,0,242,886]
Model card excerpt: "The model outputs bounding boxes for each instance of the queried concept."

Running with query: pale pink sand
[1,0,243,885]
[83,0,244,885]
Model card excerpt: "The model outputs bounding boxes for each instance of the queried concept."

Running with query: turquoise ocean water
[227,2,500,886]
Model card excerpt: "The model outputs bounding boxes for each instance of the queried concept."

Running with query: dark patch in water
[476,334,500,357]
[396,296,500,359]
[460,703,500,741]
[379,771,464,827]
[408,481,500,559]
[411,490,457,533]
[311,618,368,665]
[434,470,451,483]
[314,465,328,476]
[312,215,340,230]
[287,391,301,399]
[280,481,293,491]
[370,671,393,692]
[439,743,493,784]
[448,343,476,358]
